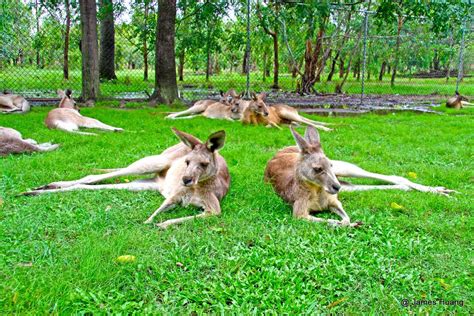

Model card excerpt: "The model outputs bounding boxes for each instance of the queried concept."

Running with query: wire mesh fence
[0,1,472,105]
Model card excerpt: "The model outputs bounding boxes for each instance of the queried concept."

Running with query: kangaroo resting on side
[241,93,332,131]
[0,127,58,156]
[0,92,30,114]
[23,128,230,229]
[166,90,236,120]
[446,92,474,109]
[265,126,454,227]
[45,89,123,135]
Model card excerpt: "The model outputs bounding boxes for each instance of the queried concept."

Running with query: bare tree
[151,0,178,105]
[99,0,117,80]
[79,0,100,101]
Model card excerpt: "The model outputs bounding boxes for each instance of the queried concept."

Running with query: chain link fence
[0,1,472,107]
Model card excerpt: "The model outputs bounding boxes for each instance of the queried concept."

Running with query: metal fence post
[360,9,369,106]
[455,19,466,94]
[245,0,251,98]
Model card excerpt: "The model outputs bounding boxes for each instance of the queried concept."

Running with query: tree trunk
[445,32,453,81]
[339,58,344,78]
[378,61,386,81]
[151,0,178,105]
[262,50,267,82]
[433,49,440,71]
[242,50,248,74]
[35,0,41,68]
[391,15,403,86]
[300,25,325,94]
[99,0,117,80]
[178,50,185,81]
[143,1,149,81]
[63,0,71,80]
[206,39,211,81]
[79,0,100,101]
[336,30,362,94]
[271,33,279,89]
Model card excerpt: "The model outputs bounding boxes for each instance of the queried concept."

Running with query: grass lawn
[1,68,473,98]
[0,105,473,313]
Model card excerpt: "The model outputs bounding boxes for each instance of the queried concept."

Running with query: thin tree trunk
[242,50,248,74]
[178,50,184,81]
[99,0,117,80]
[391,14,403,86]
[79,0,100,101]
[446,32,453,81]
[35,0,41,68]
[336,30,362,94]
[206,33,211,81]
[143,1,149,81]
[339,58,344,78]
[151,0,178,105]
[63,0,71,80]
[378,61,386,81]
[271,33,279,89]
[262,50,267,82]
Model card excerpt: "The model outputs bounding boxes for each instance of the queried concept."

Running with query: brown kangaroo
[23,128,230,229]
[45,89,123,136]
[0,92,30,113]
[166,90,236,120]
[241,93,331,131]
[446,92,473,109]
[265,126,454,227]
[0,127,58,156]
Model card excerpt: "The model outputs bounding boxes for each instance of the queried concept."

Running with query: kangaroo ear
[171,127,202,149]
[251,92,257,101]
[239,91,245,98]
[220,90,225,96]
[65,89,72,98]
[206,130,226,152]
[290,126,310,153]
[57,89,65,98]
[304,125,320,145]
[259,92,267,100]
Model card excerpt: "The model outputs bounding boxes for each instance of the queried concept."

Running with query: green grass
[1,67,473,98]
[0,105,473,314]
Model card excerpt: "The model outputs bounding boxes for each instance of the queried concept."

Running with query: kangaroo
[45,89,123,136]
[229,91,251,119]
[166,90,235,120]
[241,93,331,131]
[446,92,474,109]
[265,126,454,227]
[0,92,30,114]
[23,128,230,229]
[0,127,58,156]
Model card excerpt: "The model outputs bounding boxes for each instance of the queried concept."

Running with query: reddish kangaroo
[265,126,454,227]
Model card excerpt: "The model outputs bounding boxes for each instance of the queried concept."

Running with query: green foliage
[0,107,472,313]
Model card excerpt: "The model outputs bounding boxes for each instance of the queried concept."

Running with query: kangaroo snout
[327,183,341,194]
[182,176,194,186]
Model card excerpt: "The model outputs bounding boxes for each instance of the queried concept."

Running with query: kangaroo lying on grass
[166,90,237,120]
[0,127,58,156]
[45,89,123,136]
[23,128,230,229]
[0,92,30,114]
[446,92,474,109]
[265,126,454,227]
[242,93,331,131]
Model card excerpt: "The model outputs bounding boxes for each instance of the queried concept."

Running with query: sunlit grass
[0,105,472,313]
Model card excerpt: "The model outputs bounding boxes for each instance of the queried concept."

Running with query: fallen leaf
[421,293,427,299]
[436,278,451,290]
[12,292,18,304]
[390,202,404,210]
[327,297,348,309]
[408,172,417,179]
[17,262,33,267]
[116,255,136,263]
[0,198,3,207]
[124,179,130,183]
[105,205,112,212]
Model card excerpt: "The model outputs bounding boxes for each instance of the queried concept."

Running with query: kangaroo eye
[314,167,323,173]
[185,160,190,166]
[200,162,209,168]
